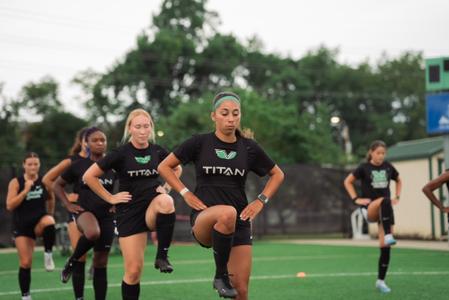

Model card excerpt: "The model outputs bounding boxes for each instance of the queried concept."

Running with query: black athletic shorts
[13,212,47,239]
[115,192,160,238]
[190,210,253,248]
[364,197,395,225]
[75,210,115,252]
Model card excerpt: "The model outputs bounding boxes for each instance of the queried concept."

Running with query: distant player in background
[344,140,402,293]
[6,152,56,300]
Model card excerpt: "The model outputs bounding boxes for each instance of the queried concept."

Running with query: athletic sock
[93,267,107,300]
[121,281,140,300]
[380,198,392,235]
[72,261,85,299]
[378,247,391,280]
[42,224,55,253]
[18,267,31,296]
[155,212,176,259]
[212,229,234,278]
[71,236,95,261]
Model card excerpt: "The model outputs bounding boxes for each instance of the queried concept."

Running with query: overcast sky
[1,0,449,115]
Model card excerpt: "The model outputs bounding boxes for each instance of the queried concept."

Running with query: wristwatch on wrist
[257,193,269,204]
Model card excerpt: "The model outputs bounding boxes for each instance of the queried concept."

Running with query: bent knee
[218,206,237,223]
[155,195,175,213]
[84,230,101,241]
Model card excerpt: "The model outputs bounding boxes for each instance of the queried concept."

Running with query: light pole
[330,116,352,161]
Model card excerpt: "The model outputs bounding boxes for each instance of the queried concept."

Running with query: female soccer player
[158,92,284,299]
[54,127,115,300]
[42,127,90,299]
[83,109,181,300]
[344,140,402,293]
[6,152,56,300]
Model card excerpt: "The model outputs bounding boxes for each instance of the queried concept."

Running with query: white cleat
[384,234,397,246]
[44,252,55,272]
[21,294,32,300]
[376,279,391,293]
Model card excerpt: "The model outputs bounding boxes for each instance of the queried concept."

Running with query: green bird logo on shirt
[371,170,388,189]
[215,149,237,160]
[135,155,151,164]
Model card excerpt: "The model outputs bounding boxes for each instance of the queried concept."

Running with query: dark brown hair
[68,127,89,156]
[23,152,39,163]
[212,92,254,139]
[366,140,386,162]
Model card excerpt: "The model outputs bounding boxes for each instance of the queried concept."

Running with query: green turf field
[1,241,448,299]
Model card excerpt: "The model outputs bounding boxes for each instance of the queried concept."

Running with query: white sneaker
[22,294,32,300]
[375,279,391,293]
[44,252,55,272]
[384,234,397,246]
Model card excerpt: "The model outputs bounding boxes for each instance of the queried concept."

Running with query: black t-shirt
[68,153,85,194]
[97,142,169,207]
[13,175,48,221]
[61,157,115,215]
[352,161,399,200]
[173,132,275,225]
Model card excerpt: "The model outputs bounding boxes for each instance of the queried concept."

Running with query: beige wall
[369,153,446,239]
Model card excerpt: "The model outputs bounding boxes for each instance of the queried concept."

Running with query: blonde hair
[122,109,155,143]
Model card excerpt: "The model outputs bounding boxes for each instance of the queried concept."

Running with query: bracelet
[179,187,189,197]
[352,196,358,202]
[395,195,400,200]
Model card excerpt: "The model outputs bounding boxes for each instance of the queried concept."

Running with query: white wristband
[179,187,189,197]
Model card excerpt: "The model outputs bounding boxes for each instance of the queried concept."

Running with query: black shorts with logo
[75,210,115,252]
[115,192,160,238]
[190,209,253,248]
[13,212,47,239]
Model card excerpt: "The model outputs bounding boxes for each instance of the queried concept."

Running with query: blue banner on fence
[427,93,449,135]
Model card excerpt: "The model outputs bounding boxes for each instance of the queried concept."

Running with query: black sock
[378,247,391,280]
[18,267,31,296]
[42,224,55,253]
[122,281,140,300]
[72,261,85,299]
[380,198,392,235]
[155,212,176,259]
[93,267,107,300]
[71,236,95,261]
[212,229,234,278]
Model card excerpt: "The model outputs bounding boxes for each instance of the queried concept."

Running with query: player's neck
[214,130,237,143]
[24,173,38,181]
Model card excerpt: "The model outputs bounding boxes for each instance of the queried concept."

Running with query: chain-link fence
[0,164,353,248]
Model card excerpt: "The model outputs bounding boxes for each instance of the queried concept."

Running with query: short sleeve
[173,135,201,165]
[61,163,78,184]
[246,139,275,177]
[97,148,122,172]
[388,162,399,181]
[352,164,365,179]
[156,145,170,163]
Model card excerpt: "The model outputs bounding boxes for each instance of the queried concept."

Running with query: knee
[125,264,143,283]
[217,206,237,226]
[43,215,56,226]
[20,258,32,269]
[84,229,101,241]
[157,195,175,213]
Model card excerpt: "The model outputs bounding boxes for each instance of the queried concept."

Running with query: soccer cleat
[384,234,397,246]
[21,293,32,300]
[61,259,74,283]
[213,274,238,299]
[154,257,173,273]
[376,279,391,293]
[44,252,55,272]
